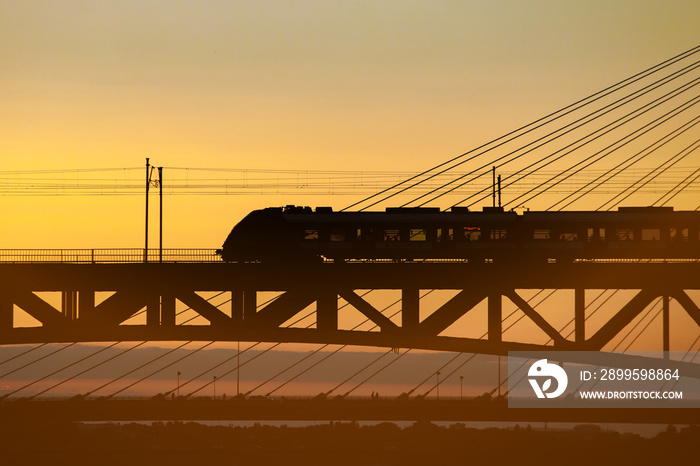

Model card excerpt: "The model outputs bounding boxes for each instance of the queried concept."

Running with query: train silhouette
[217,205,700,263]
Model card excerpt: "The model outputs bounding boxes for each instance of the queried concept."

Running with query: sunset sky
[2,0,699,248]
[1,2,700,400]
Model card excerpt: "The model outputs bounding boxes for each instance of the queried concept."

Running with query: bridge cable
[576,300,664,393]
[524,97,700,211]
[20,292,229,398]
[34,341,149,398]
[106,341,217,398]
[421,275,628,398]
[497,289,625,396]
[176,291,339,397]
[341,349,412,398]
[4,344,118,399]
[94,291,310,398]
[261,293,410,397]
[506,92,700,209]
[655,166,700,206]
[598,137,700,210]
[231,292,382,397]
[418,289,574,398]
[613,300,664,353]
[416,63,700,209]
[186,291,429,398]
[34,292,231,398]
[96,292,274,398]
[0,343,75,381]
[550,114,700,210]
[180,292,350,398]
[408,289,556,397]
[313,291,443,398]
[344,44,700,211]
[417,174,659,396]
[20,54,696,396]
[503,283,669,397]
[666,334,700,391]
[244,291,394,397]
[403,56,700,208]
[26,294,213,398]
[411,63,700,208]
[0,343,48,367]
[411,135,697,396]
[418,151,694,398]
[446,73,700,210]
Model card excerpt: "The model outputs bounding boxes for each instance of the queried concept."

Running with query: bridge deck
[1,261,699,289]
[1,261,698,352]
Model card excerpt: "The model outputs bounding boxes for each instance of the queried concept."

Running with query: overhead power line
[0,166,698,198]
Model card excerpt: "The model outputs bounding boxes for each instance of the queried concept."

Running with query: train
[216,205,700,263]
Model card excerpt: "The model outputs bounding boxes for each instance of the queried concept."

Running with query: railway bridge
[1,249,698,356]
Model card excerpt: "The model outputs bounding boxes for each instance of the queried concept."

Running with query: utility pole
[492,166,496,207]
[498,175,502,208]
[144,158,150,263]
[159,166,163,263]
[237,341,240,396]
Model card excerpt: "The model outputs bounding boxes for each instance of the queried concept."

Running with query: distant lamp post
[177,371,181,397]
[237,341,240,396]
[213,376,217,399]
[460,375,464,401]
[436,371,441,400]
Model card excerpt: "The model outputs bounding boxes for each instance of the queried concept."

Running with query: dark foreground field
[0,420,697,466]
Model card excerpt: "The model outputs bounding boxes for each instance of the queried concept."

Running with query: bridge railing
[0,249,222,263]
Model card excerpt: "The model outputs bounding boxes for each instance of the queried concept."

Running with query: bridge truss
[1,262,698,354]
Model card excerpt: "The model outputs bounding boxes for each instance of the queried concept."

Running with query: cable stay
[447,75,700,210]
[507,92,700,210]
[0,343,75,382]
[408,60,700,209]
[496,289,623,397]
[0,343,48,368]
[550,114,700,210]
[4,292,226,398]
[344,44,700,211]
[599,137,700,210]
[256,292,409,398]
[655,166,700,206]
[243,291,382,397]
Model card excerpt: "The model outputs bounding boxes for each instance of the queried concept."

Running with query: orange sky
[1,2,699,355]
[2,1,699,248]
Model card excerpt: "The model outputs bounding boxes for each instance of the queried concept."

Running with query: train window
[533,229,550,240]
[464,227,481,241]
[615,229,634,241]
[384,229,400,241]
[642,229,661,241]
[409,229,427,241]
[490,229,507,240]
[304,229,319,240]
[587,228,606,241]
[437,228,454,241]
[559,233,578,241]
[330,230,346,242]
[670,228,688,241]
